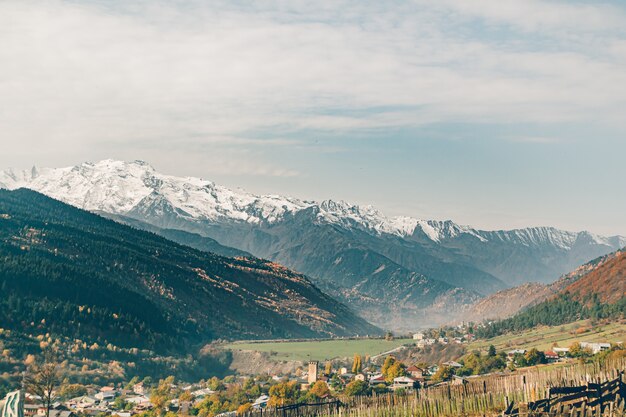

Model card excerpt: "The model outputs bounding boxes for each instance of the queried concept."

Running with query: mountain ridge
[2,159,624,330]
[0,188,380,351]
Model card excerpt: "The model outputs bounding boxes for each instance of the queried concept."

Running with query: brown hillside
[564,250,626,304]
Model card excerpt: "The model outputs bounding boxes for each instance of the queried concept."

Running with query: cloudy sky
[1,0,626,235]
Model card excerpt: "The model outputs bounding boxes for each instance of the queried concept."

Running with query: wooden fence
[504,372,626,417]
[243,359,626,417]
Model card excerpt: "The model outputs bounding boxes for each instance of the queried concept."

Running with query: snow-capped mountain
[2,159,624,329]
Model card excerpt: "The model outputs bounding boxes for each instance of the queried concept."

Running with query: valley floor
[224,338,414,362]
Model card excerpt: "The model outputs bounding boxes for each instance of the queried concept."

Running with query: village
[6,333,621,417]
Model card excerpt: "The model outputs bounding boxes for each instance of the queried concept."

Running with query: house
[191,388,215,399]
[44,411,75,417]
[132,382,146,395]
[413,333,424,340]
[406,366,425,381]
[580,342,611,354]
[544,351,560,363]
[94,391,116,401]
[442,361,462,368]
[553,347,570,356]
[507,349,526,360]
[427,365,439,375]
[339,367,348,375]
[368,374,385,385]
[125,395,151,406]
[24,404,42,417]
[391,376,419,391]
[65,396,98,410]
[252,395,269,410]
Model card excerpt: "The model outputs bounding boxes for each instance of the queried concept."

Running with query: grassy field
[469,319,626,352]
[224,338,414,362]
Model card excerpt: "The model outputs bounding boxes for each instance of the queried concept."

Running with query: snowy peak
[1,159,623,251]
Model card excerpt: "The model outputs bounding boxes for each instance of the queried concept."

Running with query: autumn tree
[268,381,300,407]
[23,357,61,417]
[324,362,332,376]
[352,354,362,374]
[431,365,453,383]
[237,403,253,415]
[384,362,406,383]
[344,380,370,397]
[309,381,330,399]
[381,356,395,376]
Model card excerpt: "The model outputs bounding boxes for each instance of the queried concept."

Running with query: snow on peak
[1,159,623,250]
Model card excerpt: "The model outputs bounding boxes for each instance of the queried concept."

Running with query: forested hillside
[476,249,625,338]
[0,189,379,354]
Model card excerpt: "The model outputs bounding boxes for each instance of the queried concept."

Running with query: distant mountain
[0,189,379,354]
[2,160,624,330]
[463,249,625,322]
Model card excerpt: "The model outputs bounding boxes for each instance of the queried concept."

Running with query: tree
[487,345,496,357]
[524,348,546,366]
[23,359,61,417]
[237,403,253,415]
[352,354,362,374]
[324,362,332,376]
[431,366,453,383]
[309,381,330,399]
[385,362,406,383]
[385,332,394,341]
[381,356,395,377]
[58,383,87,400]
[268,381,300,407]
[569,342,592,359]
[344,380,370,397]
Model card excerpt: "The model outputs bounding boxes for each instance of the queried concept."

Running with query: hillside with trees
[0,189,379,355]
[476,249,625,338]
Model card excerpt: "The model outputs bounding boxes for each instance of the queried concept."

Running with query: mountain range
[2,159,624,329]
[0,188,378,353]
[463,248,625,322]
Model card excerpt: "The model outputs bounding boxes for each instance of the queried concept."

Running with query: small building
[94,391,116,401]
[544,351,559,363]
[580,342,611,354]
[406,366,425,381]
[308,361,319,384]
[252,395,269,410]
[132,382,146,395]
[553,347,570,356]
[442,361,462,369]
[413,333,424,340]
[355,373,367,382]
[392,376,419,391]
[507,349,526,360]
[368,374,385,385]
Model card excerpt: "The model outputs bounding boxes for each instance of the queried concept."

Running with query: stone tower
[308,361,319,384]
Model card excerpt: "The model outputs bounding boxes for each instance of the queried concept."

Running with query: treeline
[476,293,626,339]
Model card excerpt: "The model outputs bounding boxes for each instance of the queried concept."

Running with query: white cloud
[0,0,625,169]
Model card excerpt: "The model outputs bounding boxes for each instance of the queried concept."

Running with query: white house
[580,342,611,354]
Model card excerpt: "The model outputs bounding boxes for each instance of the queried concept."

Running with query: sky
[1,0,626,236]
